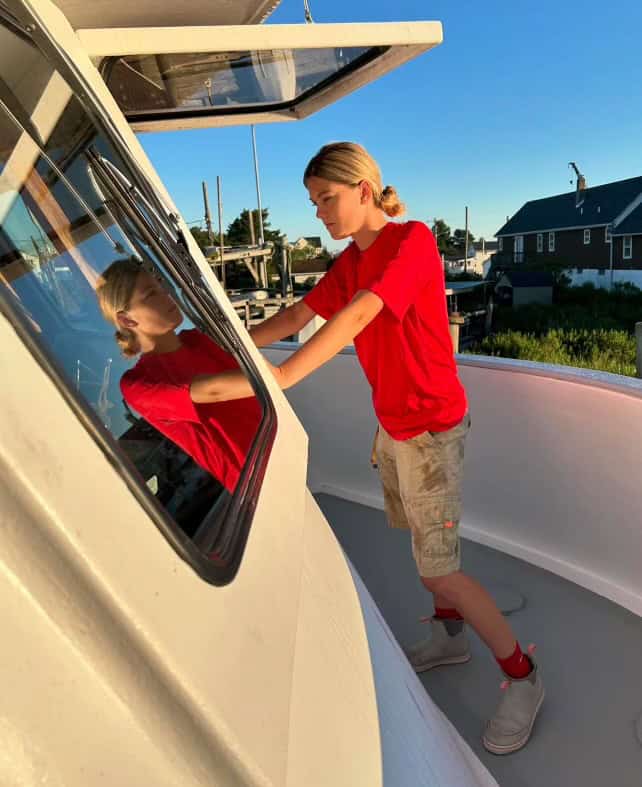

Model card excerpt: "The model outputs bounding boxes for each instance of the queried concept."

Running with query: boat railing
[265,344,642,616]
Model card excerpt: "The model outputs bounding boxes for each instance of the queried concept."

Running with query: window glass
[623,236,632,259]
[0,21,272,580]
[103,46,373,118]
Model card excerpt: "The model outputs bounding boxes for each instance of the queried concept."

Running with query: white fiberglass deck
[265,344,642,786]
[316,493,642,787]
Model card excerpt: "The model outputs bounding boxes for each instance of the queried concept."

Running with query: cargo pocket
[410,497,462,576]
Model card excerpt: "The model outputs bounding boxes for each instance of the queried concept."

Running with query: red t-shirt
[121,329,261,492]
[304,221,467,440]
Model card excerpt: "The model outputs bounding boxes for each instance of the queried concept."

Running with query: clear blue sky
[138,0,642,251]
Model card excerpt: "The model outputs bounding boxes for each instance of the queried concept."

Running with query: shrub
[467,328,637,377]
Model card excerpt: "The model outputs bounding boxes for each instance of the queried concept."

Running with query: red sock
[496,641,532,679]
[434,606,464,621]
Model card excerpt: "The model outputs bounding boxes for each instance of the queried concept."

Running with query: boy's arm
[190,369,256,404]
[272,290,383,390]
[190,291,380,403]
[249,299,316,347]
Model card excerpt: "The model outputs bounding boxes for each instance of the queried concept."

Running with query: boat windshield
[0,17,274,582]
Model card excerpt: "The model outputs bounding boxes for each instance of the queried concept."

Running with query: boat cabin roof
[51,0,281,30]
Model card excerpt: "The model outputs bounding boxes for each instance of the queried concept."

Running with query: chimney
[576,174,586,207]
[569,162,586,207]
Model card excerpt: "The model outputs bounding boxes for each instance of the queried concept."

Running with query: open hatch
[76,21,443,131]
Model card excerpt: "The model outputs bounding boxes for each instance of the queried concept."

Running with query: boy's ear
[359,180,372,204]
[116,310,137,330]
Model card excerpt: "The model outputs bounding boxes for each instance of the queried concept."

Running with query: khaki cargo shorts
[375,413,471,578]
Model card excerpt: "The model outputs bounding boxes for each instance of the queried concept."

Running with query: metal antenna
[303,0,314,23]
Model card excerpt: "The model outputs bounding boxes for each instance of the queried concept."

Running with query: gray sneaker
[482,649,545,755]
[405,616,471,674]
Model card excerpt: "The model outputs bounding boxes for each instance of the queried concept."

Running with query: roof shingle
[611,202,642,236]
[496,176,642,236]
[498,271,554,287]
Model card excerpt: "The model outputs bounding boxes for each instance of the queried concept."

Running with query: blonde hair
[304,142,405,218]
[95,259,144,358]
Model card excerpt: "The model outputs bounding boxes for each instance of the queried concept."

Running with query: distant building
[290,256,330,285]
[494,170,642,288]
[444,241,497,277]
[292,236,323,257]
[495,270,554,307]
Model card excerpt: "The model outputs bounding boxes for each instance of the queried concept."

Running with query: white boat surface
[1,1,641,785]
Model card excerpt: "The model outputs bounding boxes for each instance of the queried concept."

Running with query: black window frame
[0,4,277,585]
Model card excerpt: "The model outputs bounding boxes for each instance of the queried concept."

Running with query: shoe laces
[500,644,536,690]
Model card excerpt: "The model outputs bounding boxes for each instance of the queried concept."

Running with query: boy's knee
[421,571,460,599]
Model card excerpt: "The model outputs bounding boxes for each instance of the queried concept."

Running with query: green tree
[226,208,282,246]
[189,226,219,250]
[431,219,452,254]
[452,228,476,249]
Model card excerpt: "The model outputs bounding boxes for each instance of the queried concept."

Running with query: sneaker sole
[412,652,472,674]
[482,688,545,756]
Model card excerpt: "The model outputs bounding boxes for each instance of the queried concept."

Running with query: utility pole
[202,181,214,245]
[249,209,256,246]
[216,175,225,289]
[251,125,267,287]
[464,206,469,275]
[251,126,265,246]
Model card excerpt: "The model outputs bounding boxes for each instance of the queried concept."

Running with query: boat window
[102,46,376,121]
[0,20,275,584]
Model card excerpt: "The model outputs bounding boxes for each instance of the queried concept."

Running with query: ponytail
[378,185,405,217]
[114,327,141,359]
[95,259,143,358]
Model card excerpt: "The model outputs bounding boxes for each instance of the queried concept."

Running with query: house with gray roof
[494,170,642,285]
[292,236,323,257]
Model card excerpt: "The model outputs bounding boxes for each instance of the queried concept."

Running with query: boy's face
[118,272,182,336]
[306,175,369,240]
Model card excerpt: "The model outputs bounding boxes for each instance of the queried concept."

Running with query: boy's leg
[386,417,473,670]
[376,426,470,671]
[395,415,544,754]
[423,571,516,659]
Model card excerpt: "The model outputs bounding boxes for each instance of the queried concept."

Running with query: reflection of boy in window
[96,260,260,493]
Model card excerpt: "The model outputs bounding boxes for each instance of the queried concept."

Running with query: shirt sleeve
[189,329,237,371]
[121,371,201,423]
[303,253,352,320]
[367,222,441,321]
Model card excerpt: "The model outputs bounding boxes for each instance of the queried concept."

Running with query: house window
[498,237,503,252]
[548,231,555,252]
[605,226,612,243]
[537,233,543,253]
[623,236,633,259]
[584,229,591,245]
[514,235,524,263]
